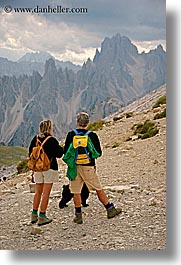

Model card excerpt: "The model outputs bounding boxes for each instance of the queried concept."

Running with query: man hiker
[63,112,122,224]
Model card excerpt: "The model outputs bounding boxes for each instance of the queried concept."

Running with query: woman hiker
[28,119,63,226]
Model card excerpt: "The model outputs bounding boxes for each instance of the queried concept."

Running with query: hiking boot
[38,216,52,226]
[73,213,83,224]
[31,213,38,224]
[107,206,122,219]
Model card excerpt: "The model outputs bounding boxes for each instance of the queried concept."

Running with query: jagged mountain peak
[93,34,138,67]
[102,33,130,44]
[84,58,93,67]
[82,58,96,73]
[155,44,165,55]
[101,34,138,53]
[112,34,132,44]
[44,58,57,72]
[18,51,54,63]
[143,44,165,57]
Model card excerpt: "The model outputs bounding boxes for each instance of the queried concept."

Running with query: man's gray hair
[76,112,89,127]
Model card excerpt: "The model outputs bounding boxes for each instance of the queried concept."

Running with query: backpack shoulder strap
[84,130,91,136]
[41,136,52,147]
[73,129,79,135]
[73,129,91,136]
[36,135,41,146]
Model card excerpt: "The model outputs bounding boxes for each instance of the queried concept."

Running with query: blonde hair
[39,119,52,138]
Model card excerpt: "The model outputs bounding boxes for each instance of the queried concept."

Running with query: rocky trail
[0,87,166,250]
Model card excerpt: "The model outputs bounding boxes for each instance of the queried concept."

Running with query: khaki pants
[70,165,103,194]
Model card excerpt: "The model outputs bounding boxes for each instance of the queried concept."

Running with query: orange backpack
[27,136,52,172]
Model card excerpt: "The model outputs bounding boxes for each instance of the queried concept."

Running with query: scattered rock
[148,197,158,206]
[29,183,36,193]
[104,185,139,193]
[31,226,42,235]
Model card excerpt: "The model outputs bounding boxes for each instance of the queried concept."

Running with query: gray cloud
[0,0,166,64]
[46,0,166,41]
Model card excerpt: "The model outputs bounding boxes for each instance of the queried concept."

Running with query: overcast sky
[0,0,166,65]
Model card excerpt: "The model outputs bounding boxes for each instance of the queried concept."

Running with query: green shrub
[154,108,166,119]
[17,158,30,174]
[133,120,154,134]
[139,128,159,139]
[87,119,105,131]
[152,95,166,109]
[132,120,159,139]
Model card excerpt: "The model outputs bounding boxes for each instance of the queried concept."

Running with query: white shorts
[34,169,59,184]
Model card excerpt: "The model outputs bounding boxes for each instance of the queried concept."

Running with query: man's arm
[90,132,102,156]
[63,131,74,154]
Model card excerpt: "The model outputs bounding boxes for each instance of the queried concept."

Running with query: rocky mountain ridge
[0,52,81,77]
[0,34,166,147]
